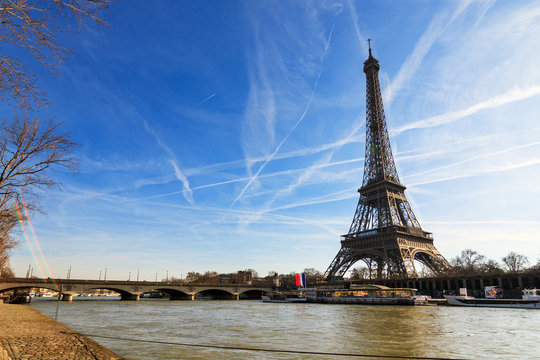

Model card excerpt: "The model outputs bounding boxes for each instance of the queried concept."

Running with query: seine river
[32,298,538,359]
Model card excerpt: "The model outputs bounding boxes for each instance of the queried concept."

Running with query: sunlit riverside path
[0,302,123,359]
[31,299,540,359]
[0,277,271,301]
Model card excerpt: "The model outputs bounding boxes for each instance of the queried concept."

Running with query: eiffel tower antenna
[324,45,449,280]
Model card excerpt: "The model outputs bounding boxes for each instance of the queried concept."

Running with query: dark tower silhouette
[324,42,449,280]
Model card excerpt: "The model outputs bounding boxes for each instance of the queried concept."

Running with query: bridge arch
[84,287,139,301]
[0,283,60,295]
[238,289,269,299]
[155,287,193,300]
[195,288,237,300]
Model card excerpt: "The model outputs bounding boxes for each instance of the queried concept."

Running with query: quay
[0,302,123,359]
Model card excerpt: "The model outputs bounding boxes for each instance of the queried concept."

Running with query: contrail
[141,118,194,205]
[230,25,335,207]
[392,85,540,135]
[383,0,477,106]
[197,93,216,106]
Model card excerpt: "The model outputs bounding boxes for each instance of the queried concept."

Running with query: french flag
[295,273,306,287]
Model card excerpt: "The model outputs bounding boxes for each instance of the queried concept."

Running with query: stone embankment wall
[0,302,123,359]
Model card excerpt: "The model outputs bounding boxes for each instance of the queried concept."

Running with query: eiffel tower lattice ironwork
[324,43,449,280]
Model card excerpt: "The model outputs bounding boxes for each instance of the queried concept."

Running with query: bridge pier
[62,294,73,301]
[120,293,140,301]
[234,294,239,301]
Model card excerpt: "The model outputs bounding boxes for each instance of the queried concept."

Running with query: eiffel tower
[324,42,449,280]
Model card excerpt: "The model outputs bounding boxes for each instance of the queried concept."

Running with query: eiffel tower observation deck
[325,42,449,280]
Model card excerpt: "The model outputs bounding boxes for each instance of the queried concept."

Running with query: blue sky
[10,0,540,280]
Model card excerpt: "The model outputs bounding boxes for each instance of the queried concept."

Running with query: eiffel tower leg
[376,253,392,279]
[399,247,418,278]
[325,248,354,280]
[363,258,371,279]
[414,250,450,275]
[376,258,384,279]
[326,248,382,280]
[388,258,406,278]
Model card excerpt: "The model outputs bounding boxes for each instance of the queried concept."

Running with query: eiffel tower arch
[324,43,449,281]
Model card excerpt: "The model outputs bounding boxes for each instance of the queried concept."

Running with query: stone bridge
[0,277,271,301]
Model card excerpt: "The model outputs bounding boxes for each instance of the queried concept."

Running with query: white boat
[444,289,540,309]
[522,288,540,301]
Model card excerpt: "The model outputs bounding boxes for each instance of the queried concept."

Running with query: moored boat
[444,289,540,309]
[262,292,307,303]
[522,288,540,301]
[4,289,32,304]
[306,284,417,305]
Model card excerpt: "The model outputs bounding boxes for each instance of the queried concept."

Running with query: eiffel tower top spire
[361,41,401,188]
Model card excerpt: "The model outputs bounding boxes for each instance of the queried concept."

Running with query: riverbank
[0,302,124,359]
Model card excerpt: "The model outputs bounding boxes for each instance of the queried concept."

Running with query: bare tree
[349,266,370,280]
[0,209,18,272]
[0,116,77,207]
[184,272,202,284]
[243,268,258,278]
[479,259,503,274]
[0,0,110,110]
[0,0,109,274]
[0,116,77,274]
[531,258,540,272]
[450,249,487,274]
[267,270,278,277]
[303,267,323,284]
[502,252,529,272]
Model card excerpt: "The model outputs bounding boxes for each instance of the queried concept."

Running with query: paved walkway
[0,302,124,359]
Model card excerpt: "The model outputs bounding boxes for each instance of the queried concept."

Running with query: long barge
[306,284,418,305]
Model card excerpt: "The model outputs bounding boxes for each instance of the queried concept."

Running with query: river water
[32,298,538,359]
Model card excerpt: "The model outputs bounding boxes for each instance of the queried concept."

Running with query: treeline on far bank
[160,268,325,288]
[10,249,535,286]
[155,249,539,288]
